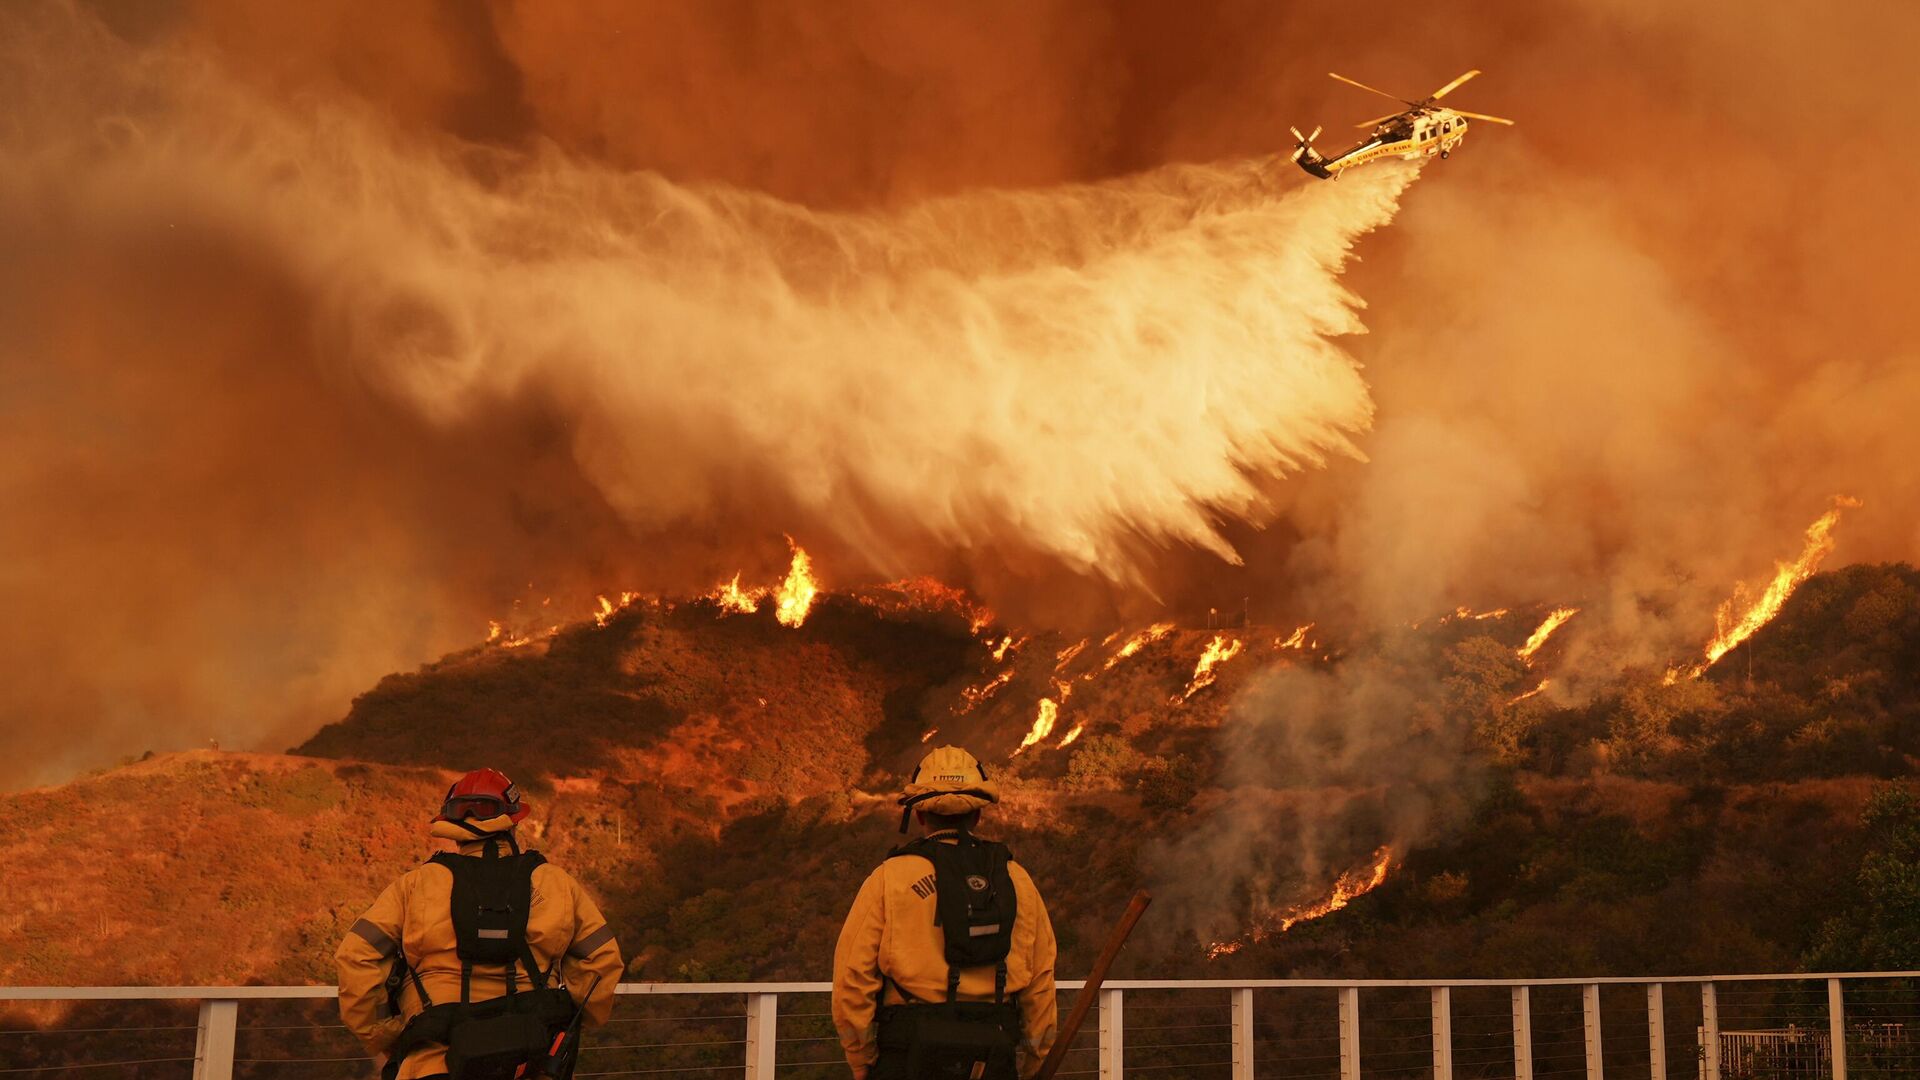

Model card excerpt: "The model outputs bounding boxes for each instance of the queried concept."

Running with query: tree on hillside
[1808,783,1920,970]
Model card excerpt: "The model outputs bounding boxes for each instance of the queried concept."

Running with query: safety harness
[383,827,579,1080]
[875,831,1023,1079]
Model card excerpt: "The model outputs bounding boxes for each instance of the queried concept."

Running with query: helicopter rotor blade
[1290,126,1306,142]
[1309,125,1322,142]
[1451,109,1516,126]
[1353,111,1403,130]
[1429,69,1481,101]
[1329,72,1416,105]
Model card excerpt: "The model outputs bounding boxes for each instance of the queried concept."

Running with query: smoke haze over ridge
[4,0,1920,789]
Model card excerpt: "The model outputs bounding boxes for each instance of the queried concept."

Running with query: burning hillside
[4,557,1917,995]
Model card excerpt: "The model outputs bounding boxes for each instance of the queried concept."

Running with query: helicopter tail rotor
[1287,125,1323,162]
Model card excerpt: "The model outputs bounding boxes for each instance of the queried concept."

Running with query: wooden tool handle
[1033,890,1152,1080]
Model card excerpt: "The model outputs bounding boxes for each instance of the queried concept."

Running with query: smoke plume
[4,0,1919,792]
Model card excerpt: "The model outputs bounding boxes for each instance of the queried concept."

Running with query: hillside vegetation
[6,566,1920,995]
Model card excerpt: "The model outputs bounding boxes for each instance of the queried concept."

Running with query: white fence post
[1701,982,1721,1080]
[1648,983,1667,1080]
[1339,986,1361,1080]
[1099,988,1124,1080]
[1432,986,1454,1080]
[192,999,237,1080]
[1829,978,1848,1080]
[1232,987,1256,1080]
[745,992,778,1080]
[1513,986,1534,1080]
[1584,983,1605,1080]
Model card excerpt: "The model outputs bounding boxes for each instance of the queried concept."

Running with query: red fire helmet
[434,768,531,824]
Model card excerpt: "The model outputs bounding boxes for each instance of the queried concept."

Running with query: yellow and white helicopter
[1292,70,1513,180]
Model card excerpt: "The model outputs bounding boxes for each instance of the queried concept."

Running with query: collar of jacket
[429,813,521,853]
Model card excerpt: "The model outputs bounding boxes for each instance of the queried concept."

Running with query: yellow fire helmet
[896,745,1000,833]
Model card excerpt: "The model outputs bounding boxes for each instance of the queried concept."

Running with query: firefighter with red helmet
[336,769,623,1080]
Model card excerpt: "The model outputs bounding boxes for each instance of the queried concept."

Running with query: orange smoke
[1207,845,1395,959]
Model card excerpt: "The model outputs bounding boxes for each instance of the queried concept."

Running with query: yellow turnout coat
[336,816,623,1078]
[832,830,1058,1078]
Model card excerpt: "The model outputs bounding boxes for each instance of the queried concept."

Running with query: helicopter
[1291,70,1513,180]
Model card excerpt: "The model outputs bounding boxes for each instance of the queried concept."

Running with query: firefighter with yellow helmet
[335,768,624,1080]
[833,746,1059,1079]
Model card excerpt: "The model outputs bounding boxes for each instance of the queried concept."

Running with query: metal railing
[4,973,1919,1079]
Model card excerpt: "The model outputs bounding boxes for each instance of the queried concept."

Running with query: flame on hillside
[1177,635,1244,702]
[1507,678,1551,706]
[705,540,819,627]
[1104,623,1175,671]
[1443,606,1510,623]
[1276,623,1314,650]
[708,573,764,615]
[992,636,1020,663]
[1015,697,1060,755]
[871,577,996,634]
[1054,639,1089,670]
[1518,607,1579,665]
[773,541,819,628]
[1670,497,1861,681]
[1206,846,1395,959]
[593,591,642,628]
[956,667,1016,714]
[1060,722,1086,747]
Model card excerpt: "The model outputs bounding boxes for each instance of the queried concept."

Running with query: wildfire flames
[1276,623,1314,650]
[1670,497,1861,681]
[1507,678,1551,706]
[1104,623,1175,671]
[1207,845,1396,959]
[1517,607,1579,665]
[1015,697,1060,755]
[703,540,820,627]
[1054,639,1089,670]
[708,573,762,615]
[956,667,1016,713]
[1444,606,1510,623]
[773,542,819,628]
[1177,635,1244,702]
[1060,723,1086,747]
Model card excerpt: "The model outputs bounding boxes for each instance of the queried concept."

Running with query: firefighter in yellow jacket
[337,768,623,1080]
[833,746,1058,1080]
